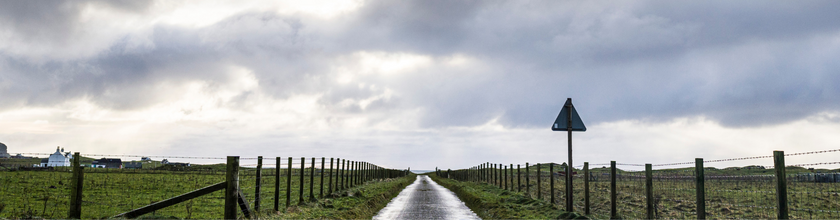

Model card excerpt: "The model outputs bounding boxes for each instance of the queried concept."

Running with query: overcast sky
[2,0,840,170]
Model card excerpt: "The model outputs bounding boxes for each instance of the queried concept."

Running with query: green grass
[262,174,416,219]
[0,169,410,219]
[428,173,587,219]
[446,165,840,219]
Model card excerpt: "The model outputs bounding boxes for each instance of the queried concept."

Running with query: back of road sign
[552,98,586,131]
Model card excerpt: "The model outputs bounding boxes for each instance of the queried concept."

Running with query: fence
[438,149,840,219]
[0,153,408,219]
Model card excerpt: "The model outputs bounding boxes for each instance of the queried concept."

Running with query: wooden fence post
[487,162,491,183]
[610,161,617,219]
[510,164,513,190]
[349,160,353,187]
[483,164,486,183]
[299,157,305,205]
[309,157,315,201]
[255,156,262,212]
[526,163,530,196]
[68,152,83,219]
[646,163,653,219]
[537,163,541,200]
[493,164,496,186]
[274,157,280,212]
[517,164,521,192]
[320,157,325,198]
[550,163,555,204]
[696,158,705,219]
[329,158,334,195]
[495,164,499,187]
[225,156,240,219]
[584,162,589,215]
[504,165,508,190]
[286,157,292,209]
[483,163,487,183]
[774,151,788,219]
[341,159,346,189]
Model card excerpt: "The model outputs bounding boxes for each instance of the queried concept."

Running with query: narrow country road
[373,175,481,220]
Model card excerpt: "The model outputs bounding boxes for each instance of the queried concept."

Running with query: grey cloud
[0,1,152,47]
[3,0,840,129]
[325,0,840,128]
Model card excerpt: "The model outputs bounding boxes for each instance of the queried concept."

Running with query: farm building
[39,147,71,167]
[0,142,9,158]
[92,158,122,168]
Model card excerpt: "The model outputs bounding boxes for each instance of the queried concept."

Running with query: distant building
[92,158,122,168]
[161,159,189,167]
[41,147,71,167]
[0,142,9,158]
[141,157,151,161]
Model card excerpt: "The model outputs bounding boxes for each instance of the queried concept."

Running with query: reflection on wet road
[374,175,481,220]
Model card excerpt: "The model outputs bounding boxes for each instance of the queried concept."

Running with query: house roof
[93,158,122,163]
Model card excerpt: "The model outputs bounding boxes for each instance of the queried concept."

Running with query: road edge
[428,173,588,219]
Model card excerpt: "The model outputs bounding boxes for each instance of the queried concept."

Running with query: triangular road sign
[552,98,586,131]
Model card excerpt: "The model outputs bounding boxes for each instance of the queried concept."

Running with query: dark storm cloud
[0,1,152,46]
[327,0,840,128]
[2,0,840,129]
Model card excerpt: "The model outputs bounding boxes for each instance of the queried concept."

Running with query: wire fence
[439,149,840,219]
[0,153,407,219]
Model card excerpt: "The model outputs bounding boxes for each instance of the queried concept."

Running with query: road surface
[373,175,481,220]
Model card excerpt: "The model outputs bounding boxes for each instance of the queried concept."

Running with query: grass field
[449,164,840,219]
[0,167,396,219]
[429,173,586,219]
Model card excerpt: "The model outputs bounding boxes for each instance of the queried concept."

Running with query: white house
[40,147,71,167]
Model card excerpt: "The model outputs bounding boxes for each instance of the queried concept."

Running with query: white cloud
[2,0,840,171]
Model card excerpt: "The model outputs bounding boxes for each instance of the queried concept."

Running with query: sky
[2,0,840,170]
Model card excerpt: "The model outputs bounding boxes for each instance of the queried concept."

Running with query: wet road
[374,175,481,220]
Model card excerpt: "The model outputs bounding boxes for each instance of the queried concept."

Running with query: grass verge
[262,174,416,219]
[428,173,587,219]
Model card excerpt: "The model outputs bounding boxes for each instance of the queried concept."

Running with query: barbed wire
[569,148,840,169]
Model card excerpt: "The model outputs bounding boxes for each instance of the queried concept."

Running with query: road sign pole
[566,101,574,212]
[552,97,586,213]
